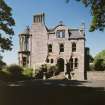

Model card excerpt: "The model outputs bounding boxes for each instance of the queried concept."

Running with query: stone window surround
[48,44,52,53]
[46,58,54,63]
[69,57,78,69]
[72,42,76,52]
[59,43,64,52]
[56,30,65,38]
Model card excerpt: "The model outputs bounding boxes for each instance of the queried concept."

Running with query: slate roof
[69,29,85,39]
[47,24,85,39]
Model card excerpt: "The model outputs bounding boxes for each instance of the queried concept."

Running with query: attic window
[56,30,65,38]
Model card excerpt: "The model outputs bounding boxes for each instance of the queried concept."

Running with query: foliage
[0,69,10,81]
[34,68,43,79]
[66,0,105,32]
[4,64,24,81]
[89,54,94,63]
[35,64,58,79]
[23,68,33,78]
[47,65,57,77]
[0,56,6,70]
[94,50,105,60]
[93,50,105,71]
[0,0,15,53]
[0,65,34,81]
[94,59,105,71]
[89,63,94,71]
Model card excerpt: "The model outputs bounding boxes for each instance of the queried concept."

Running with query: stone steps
[49,72,65,80]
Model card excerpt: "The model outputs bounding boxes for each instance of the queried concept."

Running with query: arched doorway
[57,58,64,72]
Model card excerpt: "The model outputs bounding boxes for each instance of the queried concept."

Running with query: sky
[3,0,105,65]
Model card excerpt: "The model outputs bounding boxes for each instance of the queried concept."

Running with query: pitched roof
[69,29,85,39]
[47,24,85,39]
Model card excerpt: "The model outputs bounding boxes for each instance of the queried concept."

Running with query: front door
[57,58,64,72]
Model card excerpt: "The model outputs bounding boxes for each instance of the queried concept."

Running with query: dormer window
[56,30,65,38]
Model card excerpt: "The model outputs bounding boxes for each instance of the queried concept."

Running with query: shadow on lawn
[0,80,105,105]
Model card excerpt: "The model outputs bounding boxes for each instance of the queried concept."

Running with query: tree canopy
[94,50,105,60]
[0,0,15,52]
[0,55,6,70]
[66,0,105,32]
[93,50,105,71]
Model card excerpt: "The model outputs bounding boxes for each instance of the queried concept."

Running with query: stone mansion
[18,13,89,80]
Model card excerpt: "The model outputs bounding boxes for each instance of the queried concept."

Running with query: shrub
[94,59,105,71]
[0,70,10,81]
[0,58,6,70]
[47,65,56,78]
[23,68,33,78]
[6,64,24,81]
[93,50,105,71]
[34,64,59,79]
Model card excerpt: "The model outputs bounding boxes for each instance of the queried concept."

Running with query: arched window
[46,58,49,63]
[60,44,64,52]
[48,44,52,53]
[22,57,27,67]
[51,59,54,63]
[72,43,76,52]
[75,58,78,68]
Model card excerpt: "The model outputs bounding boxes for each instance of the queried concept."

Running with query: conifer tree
[0,0,15,52]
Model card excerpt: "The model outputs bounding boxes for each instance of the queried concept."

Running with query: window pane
[23,57,27,66]
[62,31,65,38]
[70,58,73,69]
[60,44,64,52]
[48,44,52,52]
[56,30,65,38]
[56,31,60,38]
[46,59,49,63]
[51,59,53,63]
[75,58,78,68]
[72,43,76,52]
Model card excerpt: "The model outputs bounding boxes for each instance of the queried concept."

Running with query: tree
[0,0,15,53]
[0,55,6,70]
[94,59,105,71]
[6,64,23,80]
[66,0,105,32]
[89,54,94,63]
[93,50,105,71]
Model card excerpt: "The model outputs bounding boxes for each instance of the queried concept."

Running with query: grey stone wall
[19,13,86,80]
[87,71,105,80]
[30,23,48,69]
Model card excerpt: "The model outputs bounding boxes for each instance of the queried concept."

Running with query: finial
[80,22,85,36]
[80,22,85,31]
[59,21,64,26]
